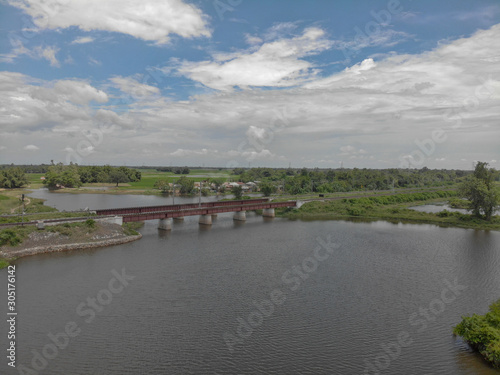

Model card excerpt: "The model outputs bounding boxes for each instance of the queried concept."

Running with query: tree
[231,185,243,199]
[260,182,277,197]
[109,170,130,187]
[154,179,170,193]
[177,176,194,195]
[210,177,226,193]
[459,162,499,220]
[0,167,28,188]
[44,163,82,189]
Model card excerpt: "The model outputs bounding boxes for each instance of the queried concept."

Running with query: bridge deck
[95,198,270,216]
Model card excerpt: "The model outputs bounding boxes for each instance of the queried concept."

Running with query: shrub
[0,229,21,246]
[85,219,96,228]
[437,210,452,217]
[454,299,500,368]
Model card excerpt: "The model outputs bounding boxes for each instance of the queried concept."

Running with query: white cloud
[0,42,60,66]
[52,80,108,105]
[170,148,213,157]
[8,0,210,44]
[245,34,263,45]
[34,45,60,67]
[88,57,101,66]
[334,29,412,58]
[24,144,39,151]
[0,72,108,133]
[109,76,160,100]
[71,36,95,44]
[177,27,332,90]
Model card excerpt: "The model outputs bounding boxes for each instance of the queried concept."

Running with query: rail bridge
[95,198,297,230]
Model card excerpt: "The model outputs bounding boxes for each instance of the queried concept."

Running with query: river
[0,190,499,374]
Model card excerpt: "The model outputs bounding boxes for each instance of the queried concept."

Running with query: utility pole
[199,180,202,207]
[172,180,175,205]
[21,194,25,226]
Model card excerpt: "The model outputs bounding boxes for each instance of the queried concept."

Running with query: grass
[122,222,144,236]
[0,256,17,269]
[277,191,500,231]
[0,188,58,215]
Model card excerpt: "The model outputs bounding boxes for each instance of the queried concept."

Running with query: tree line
[43,164,141,188]
[233,167,475,194]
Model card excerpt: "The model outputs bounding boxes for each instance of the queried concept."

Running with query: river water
[0,190,499,374]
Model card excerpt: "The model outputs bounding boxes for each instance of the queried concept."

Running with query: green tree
[231,185,243,199]
[459,162,499,220]
[154,179,170,193]
[109,170,130,187]
[210,177,226,193]
[177,176,194,195]
[260,182,277,197]
[44,163,82,189]
[0,167,28,188]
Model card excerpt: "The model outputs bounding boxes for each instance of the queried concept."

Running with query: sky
[0,0,499,169]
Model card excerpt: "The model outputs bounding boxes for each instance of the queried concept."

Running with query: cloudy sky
[0,0,499,169]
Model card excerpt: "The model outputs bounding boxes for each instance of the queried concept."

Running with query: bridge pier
[211,214,218,218]
[262,208,275,218]
[233,211,246,221]
[199,214,212,225]
[173,217,184,221]
[158,218,172,231]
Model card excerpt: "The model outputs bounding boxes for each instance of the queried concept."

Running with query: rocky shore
[0,222,142,260]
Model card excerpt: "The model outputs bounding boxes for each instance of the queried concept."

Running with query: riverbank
[453,299,500,369]
[277,191,500,231]
[0,221,142,268]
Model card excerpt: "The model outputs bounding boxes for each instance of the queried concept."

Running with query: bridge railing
[94,198,270,216]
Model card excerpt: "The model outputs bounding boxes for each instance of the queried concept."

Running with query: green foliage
[85,219,96,228]
[0,229,21,246]
[78,165,140,185]
[174,166,190,174]
[210,177,226,193]
[122,222,143,236]
[109,170,130,186]
[44,163,82,189]
[0,258,11,269]
[0,167,28,188]
[260,182,277,197]
[454,299,500,368]
[459,162,499,220]
[231,185,243,199]
[448,198,470,209]
[177,176,194,195]
[153,179,171,193]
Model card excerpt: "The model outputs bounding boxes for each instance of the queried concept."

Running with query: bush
[454,299,500,368]
[85,219,96,228]
[347,207,365,216]
[437,210,452,217]
[0,229,21,246]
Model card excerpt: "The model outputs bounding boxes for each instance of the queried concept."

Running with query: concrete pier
[262,208,275,218]
[199,214,213,225]
[233,211,247,221]
[158,218,172,231]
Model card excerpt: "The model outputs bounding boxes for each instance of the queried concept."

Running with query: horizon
[1,0,499,169]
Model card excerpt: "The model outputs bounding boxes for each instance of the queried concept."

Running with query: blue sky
[1,0,499,169]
